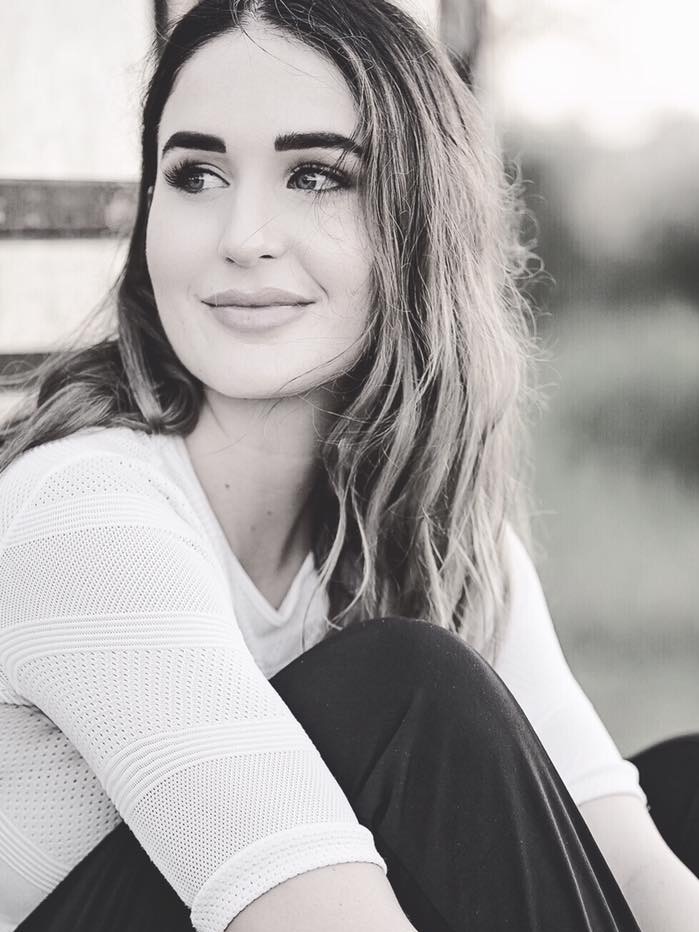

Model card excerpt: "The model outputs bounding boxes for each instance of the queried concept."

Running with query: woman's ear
[146,185,154,208]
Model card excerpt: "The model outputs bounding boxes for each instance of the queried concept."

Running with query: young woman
[1,2,697,931]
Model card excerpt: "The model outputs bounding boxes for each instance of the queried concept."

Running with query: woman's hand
[580,794,699,931]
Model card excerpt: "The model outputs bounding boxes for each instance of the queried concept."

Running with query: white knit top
[0,425,646,932]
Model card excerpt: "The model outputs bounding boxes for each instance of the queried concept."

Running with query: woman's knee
[279,615,524,742]
[271,616,537,801]
[339,616,509,701]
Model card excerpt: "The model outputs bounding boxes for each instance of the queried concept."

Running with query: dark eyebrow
[161,130,364,159]
[274,132,364,158]
[162,132,226,157]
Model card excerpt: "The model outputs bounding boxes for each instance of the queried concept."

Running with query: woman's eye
[163,163,227,194]
[289,164,349,193]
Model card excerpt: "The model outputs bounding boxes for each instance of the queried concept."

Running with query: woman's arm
[498,528,699,929]
[580,794,699,932]
[227,863,417,932]
[0,447,386,932]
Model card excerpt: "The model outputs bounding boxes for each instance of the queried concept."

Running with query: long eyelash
[162,158,214,189]
[161,157,353,192]
[290,161,352,192]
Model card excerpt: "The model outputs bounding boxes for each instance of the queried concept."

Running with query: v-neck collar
[167,432,315,624]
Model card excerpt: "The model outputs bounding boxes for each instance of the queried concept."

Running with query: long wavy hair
[0,0,541,661]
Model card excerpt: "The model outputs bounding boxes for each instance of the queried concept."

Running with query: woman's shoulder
[502,521,534,572]
[6,424,168,467]
[0,426,186,536]
[493,521,558,671]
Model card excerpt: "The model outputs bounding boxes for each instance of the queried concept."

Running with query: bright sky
[483,0,699,145]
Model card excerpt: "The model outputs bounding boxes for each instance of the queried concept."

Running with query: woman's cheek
[309,204,371,275]
[147,203,206,291]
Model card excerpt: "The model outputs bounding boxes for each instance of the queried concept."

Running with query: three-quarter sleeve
[493,525,647,808]
[0,451,385,932]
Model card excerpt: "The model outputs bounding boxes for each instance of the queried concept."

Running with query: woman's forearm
[620,849,699,932]
[580,794,699,932]
[226,862,417,932]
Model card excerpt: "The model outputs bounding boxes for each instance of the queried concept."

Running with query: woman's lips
[199,286,315,333]
[200,286,313,307]
[205,301,310,333]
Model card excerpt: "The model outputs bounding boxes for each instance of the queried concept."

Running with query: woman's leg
[271,616,640,932]
[17,616,641,932]
[631,734,699,877]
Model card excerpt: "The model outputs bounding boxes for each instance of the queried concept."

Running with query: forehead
[159,26,358,146]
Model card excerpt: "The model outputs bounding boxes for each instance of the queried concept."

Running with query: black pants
[16,617,699,931]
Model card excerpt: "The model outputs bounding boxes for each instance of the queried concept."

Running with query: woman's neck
[183,389,327,584]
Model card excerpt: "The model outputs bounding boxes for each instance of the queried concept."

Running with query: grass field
[529,300,699,755]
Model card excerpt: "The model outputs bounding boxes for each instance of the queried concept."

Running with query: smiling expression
[145,24,374,401]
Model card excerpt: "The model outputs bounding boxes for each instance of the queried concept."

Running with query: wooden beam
[0,180,138,239]
[440,0,485,85]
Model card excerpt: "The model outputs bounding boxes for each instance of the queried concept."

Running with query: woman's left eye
[289,163,350,193]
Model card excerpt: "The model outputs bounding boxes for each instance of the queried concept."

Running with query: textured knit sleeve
[492,525,647,808]
[0,451,385,932]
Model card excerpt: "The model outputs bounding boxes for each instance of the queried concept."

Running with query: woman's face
[146,25,373,400]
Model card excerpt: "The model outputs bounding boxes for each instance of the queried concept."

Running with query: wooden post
[440,0,485,86]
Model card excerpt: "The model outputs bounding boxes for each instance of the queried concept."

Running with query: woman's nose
[216,185,287,266]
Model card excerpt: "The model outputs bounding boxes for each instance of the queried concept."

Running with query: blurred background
[1,0,697,755]
[479,0,699,756]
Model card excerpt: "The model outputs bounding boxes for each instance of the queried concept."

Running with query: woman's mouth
[199,286,315,333]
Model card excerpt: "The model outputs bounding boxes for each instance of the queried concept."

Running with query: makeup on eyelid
[162,157,354,195]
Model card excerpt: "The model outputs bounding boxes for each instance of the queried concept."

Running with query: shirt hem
[190,822,386,932]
